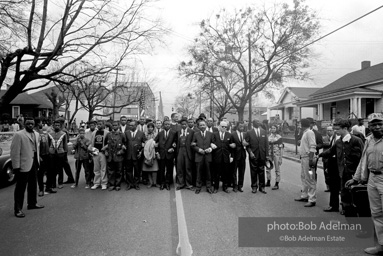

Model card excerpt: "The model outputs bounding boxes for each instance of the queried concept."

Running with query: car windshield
[0,132,14,155]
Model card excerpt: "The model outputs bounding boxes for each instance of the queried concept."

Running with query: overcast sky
[139,0,383,115]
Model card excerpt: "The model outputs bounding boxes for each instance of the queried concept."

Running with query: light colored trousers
[266,155,281,182]
[368,174,383,245]
[300,157,316,203]
[93,152,108,186]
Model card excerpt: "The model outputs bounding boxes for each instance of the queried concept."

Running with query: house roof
[0,90,41,105]
[277,86,321,104]
[288,87,321,99]
[311,62,383,97]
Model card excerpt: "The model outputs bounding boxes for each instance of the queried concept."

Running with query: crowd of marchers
[9,110,383,255]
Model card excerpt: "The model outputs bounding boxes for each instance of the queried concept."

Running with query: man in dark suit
[319,118,363,215]
[231,122,247,192]
[11,118,44,218]
[176,117,195,190]
[124,120,145,190]
[245,119,269,194]
[192,120,214,194]
[156,120,177,190]
[212,121,235,193]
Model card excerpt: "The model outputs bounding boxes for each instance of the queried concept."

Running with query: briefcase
[350,184,370,217]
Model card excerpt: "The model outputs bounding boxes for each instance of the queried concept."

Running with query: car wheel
[4,164,15,184]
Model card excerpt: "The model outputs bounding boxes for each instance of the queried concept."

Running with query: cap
[368,113,383,123]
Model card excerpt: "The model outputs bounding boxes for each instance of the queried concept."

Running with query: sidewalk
[282,142,323,169]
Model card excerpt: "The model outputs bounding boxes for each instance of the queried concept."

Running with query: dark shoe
[233,187,238,192]
[108,186,115,191]
[125,185,132,191]
[45,189,57,194]
[15,210,25,218]
[195,189,201,194]
[38,191,44,197]
[176,186,185,191]
[165,184,170,191]
[207,188,213,194]
[63,180,75,184]
[259,189,267,194]
[160,185,164,190]
[252,188,257,193]
[58,184,64,189]
[340,210,345,215]
[364,246,383,255]
[213,189,218,194]
[186,186,195,191]
[265,180,271,187]
[272,185,279,190]
[115,187,121,191]
[323,206,339,212]
[135,185,140,190]
[238,187,243,192]
[294,197,309,202]
[27,204,45,210]
[304,202,316,207]
[223,188,230,193]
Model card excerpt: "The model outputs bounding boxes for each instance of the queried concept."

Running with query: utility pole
[210,80,214,118]
[112,69,119,121]
[248,33,252,130]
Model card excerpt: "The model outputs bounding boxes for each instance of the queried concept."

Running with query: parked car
[0,132,15,186]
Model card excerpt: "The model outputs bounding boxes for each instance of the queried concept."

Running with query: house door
[366,99,375,117]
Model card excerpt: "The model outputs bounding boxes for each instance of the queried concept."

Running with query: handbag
[144,158,154,167]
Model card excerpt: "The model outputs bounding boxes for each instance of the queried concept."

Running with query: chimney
[361,61,371,70]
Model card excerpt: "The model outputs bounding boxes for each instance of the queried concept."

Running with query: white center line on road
[175,189,193,256]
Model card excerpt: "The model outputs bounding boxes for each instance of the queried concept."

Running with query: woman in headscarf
[142,122,159,188]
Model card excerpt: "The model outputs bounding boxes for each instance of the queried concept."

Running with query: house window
[12,106,20,119]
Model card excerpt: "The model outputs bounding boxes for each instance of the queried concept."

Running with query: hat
[368,113,383,123]
[265,159,274,170]
[300,118,310,128]
[198,113,207,119]
[88,119,97,124]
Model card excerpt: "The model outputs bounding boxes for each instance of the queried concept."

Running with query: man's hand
[345,179,358,188]
[249,152,255,159]
[229,143,236,149]
[210,143,217,150]
[191,142,197,147]
[198,149,205,155]
[172,142,176,148]
[205,148,212,154]
[309,158,316,168]
[167,148,174,153]
[242,141,249,147]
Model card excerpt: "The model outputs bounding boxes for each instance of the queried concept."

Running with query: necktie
[256,129,259,137]
[239,132,242,142]
[221,132,224,140]
[31,132,36,152]
[202,132,205,138]
[165,131,168,139]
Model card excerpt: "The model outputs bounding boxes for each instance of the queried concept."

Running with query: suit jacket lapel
[24,130,33,142]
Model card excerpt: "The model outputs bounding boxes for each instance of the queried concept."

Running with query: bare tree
[0,0,165,110]
[174,92,202,118]
[179,0,320,121]
[44,88,65,121]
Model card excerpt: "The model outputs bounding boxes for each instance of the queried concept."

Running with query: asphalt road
[0,156,373,256]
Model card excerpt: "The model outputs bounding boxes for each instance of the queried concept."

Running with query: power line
[269,4,383,68]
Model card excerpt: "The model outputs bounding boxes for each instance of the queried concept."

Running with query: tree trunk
[237,106,245,122]
[88,109,94,122]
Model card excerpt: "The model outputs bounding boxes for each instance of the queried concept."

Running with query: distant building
[103,82,155,121]
[0,89,53,119]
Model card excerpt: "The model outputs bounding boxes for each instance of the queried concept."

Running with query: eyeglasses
[221,126,227,128]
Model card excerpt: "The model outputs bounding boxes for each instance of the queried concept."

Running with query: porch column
[357,97,362,118]
[349,98,354,116]
[317,104,323,120]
